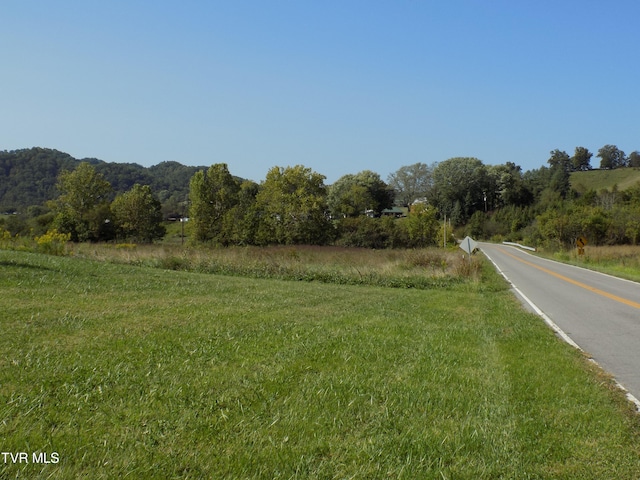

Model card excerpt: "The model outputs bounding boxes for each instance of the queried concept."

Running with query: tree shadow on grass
[0,260,57,272]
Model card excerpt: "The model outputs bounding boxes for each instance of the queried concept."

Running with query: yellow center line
[500,248,640,310]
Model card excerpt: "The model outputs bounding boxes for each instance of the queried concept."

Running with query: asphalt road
[480,242,640,406]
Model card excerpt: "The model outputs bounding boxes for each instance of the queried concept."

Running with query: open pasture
[1,249,640,478]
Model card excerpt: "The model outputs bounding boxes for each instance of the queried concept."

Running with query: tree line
[187,164,444,248]
[2,144,640,249]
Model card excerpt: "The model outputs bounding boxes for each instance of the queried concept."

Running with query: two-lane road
[481,243,640,405]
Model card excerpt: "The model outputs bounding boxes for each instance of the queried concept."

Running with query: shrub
[34,229,71,255]
[0,227,14,249]
[335,216,404,248]
[404,249,446,270]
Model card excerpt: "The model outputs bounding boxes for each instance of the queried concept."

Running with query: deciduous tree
[327,171,395,218]
[488,162,533,208]
[598,145,626,169]
[628,151,640,168]
[111,184,165,243]
[406,203,439,246]
[327,174,372,218]
[189,163,240,245]
[387,162,434,206]
[52,162,113,241]
[430,157,489,223]
[571,146,593,171]
[547,150,571,197]
[255,165,333,245]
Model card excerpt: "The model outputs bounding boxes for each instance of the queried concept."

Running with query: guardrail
[502,241,537,252]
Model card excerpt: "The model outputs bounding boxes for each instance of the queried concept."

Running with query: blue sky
[2,1,639,183]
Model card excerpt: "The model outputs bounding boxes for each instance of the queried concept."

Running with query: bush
[0,227,13,249]
[335,217,391,248]
[34,229,71,255]
[403,249,447,271]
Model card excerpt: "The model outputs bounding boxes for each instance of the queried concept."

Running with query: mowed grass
[1,250,640,479]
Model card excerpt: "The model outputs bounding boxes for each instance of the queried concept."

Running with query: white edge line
[481,247,640,413]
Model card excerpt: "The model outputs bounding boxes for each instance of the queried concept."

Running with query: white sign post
[459,236,478,264]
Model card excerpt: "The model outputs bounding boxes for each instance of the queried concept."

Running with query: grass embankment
[2,249,640,478]
[547,245,640,283]
[571,168,640,193]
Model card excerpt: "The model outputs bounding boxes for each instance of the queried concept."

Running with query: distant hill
[570,168,640,193]
[0,147,209,214]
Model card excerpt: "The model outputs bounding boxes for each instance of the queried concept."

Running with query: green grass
[1,250,640,478]
[571,167,640,193]
[540,245,640,283]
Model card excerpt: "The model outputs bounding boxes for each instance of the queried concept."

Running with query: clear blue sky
[2,1,639,183]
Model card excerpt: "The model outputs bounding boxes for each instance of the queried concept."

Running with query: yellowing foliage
[34,229,71,255]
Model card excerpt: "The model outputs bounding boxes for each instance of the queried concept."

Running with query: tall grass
[550,244,640,282]
[70,244,483,289]
[1,250,640,478]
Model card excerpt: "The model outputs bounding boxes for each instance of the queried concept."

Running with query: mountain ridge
[0,147,208,213]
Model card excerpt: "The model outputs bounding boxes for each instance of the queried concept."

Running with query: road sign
[576,236,587,248]
[459,236,478,255]
[576,236,587,255]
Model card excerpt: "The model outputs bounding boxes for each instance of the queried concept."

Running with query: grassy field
[2,248,640,479]
[69,243,479,289]
[571,167,640,193]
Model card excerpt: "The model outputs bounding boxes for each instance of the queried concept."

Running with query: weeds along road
[481,242,640,407]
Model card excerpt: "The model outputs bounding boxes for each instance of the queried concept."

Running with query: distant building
[381,207,408,218]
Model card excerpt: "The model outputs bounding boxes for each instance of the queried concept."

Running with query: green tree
[387,162,434,206]
[628,151,640,168]
[488,162,533,208]
[406,203,439,246]
[327,175,372,218]
[51,162,113,242]
[584,206,611,245]
[467,210,486,239]
[547,150,572,198]
[598,145,626,169]
[522,167,551,204]
[355,170,395,214]
[189,164,240,245]
[571,146,593,171]
[327,171,395,218]
[255,165,334,245]
[231,180,260,245]
[535,207,581,249]
[548,149,572,172]
[430,157,489,223]
[111,184,166,243]
[624,205,640,244]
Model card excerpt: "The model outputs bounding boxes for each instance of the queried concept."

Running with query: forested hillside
[0,148,208,215]
[0,148,77,211]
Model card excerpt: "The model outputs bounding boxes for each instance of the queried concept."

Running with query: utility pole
[443,214,446,248]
